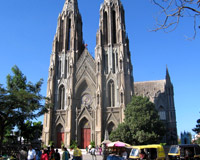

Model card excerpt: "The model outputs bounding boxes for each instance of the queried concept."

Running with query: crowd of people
[17,144,126,160]
[18,145,82,160]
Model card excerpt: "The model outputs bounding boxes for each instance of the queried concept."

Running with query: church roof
[134,80,166,102]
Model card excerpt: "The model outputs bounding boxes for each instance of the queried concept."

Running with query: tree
[110,96,165,145]
[20,120,43,144]
[193,118,200,134]
[151,0,200,39]
[0,65,50,152]
[192,116,200,144]
[109,123,133,144]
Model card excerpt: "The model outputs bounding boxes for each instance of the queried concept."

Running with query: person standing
[36,148,42,160]
[54,149,60,160]
[49,146,55,160]
[27,145,36,160]
[102,143,108,160]
[88,145,91,153]
[122,149,128,160]
[19,146,28,160]
[86,146,88,154]
[62,147,70,160]
[90,147,96,160]
[73,146,82,160]
[99,146,102,155]
[41,149,49,160]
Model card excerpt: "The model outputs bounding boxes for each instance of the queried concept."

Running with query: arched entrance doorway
[56,124,64,148]
[107,122,115,135]
[80,118,91,149]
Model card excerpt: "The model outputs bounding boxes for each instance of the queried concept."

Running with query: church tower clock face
[82,94,92,105]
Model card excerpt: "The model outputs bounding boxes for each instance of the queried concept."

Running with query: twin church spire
[53,0,128,52]
[52,0,84,62]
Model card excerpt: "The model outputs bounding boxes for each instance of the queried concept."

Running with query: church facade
[42,0,177,148]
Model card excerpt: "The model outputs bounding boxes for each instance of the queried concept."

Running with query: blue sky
[0,0,199,138]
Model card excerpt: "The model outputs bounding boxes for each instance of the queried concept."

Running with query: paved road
[82,154,103,160]
[67,150,103,160]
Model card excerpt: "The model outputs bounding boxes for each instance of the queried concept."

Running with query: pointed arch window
[121,92,123,104]
[60,20,64,51]
[58,60,62,78]
[97,94,100,105]
[97,62,100,72]
[108,80,115,107]
[64,59,67,78]
[112,10,117,44]
[68,96,71,106]
[103,12,108,45]
[120,60,122,70]
[116,52,118,70]
[158,106,166,120]
[112,52,115,73]
[103,52,108,74]
[59,85,65,110]
[67,18,71,51]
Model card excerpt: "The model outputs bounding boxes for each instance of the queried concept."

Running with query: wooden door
[57,132,64,148]
[81,128,91,149]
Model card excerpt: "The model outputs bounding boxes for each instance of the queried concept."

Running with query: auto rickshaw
[168,144,200,160]
[129,144,166,160]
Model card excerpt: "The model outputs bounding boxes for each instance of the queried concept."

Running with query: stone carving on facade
[55,111,66,125]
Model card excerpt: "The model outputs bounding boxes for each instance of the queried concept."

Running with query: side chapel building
[42,0,178,148]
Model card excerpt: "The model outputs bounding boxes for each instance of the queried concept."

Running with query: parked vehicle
[107,155,124,160]
[129,144,165,160]
[168,144,200,160]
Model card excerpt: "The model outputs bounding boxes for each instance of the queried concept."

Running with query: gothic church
[42,0,177,148]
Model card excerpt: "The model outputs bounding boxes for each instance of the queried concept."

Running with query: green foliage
[49,141,54,147]
[90,141,95,148]
[160,143,166,146]
[196,138,200,145]
[42,143,47,149]
[110,123,132,144]
[177,135,181,144]
[110,96,166,145]
[193,116,200,134]
[0,65,50,151]
[21,120,43,143]
[61,141,65,148]
[70,140,77,149]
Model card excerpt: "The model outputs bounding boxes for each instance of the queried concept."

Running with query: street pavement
[82,153,103,160]
[68,149,103,160]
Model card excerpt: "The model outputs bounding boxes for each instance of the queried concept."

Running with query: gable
[76,49,96,84]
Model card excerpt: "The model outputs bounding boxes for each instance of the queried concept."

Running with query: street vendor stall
[106,141,131,160]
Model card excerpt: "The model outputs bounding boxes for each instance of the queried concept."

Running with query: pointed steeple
[62,0,78,13]
[53,0,84,58]
[165,65,174,96]
[98,0,126,46]
[166,65,171,83]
